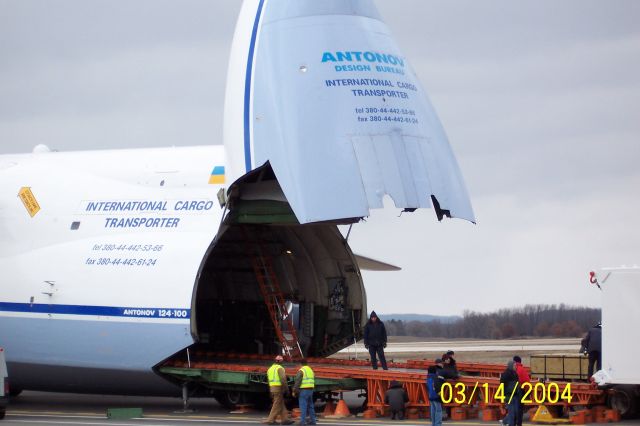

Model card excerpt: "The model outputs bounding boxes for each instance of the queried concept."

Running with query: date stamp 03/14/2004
[439,382,573,405]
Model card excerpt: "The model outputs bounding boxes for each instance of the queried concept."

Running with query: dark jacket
[384,381,408,411]
[441,356,459,379]
[364,311,387,347]
[500,361,519,399]
[581,325,602,353]
[440,365,459,380]
[427,372,445,402]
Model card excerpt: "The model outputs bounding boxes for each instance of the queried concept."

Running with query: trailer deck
[159,352,607,420]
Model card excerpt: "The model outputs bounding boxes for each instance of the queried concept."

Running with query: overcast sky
[1,1,638,316]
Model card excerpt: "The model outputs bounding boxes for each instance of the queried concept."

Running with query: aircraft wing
[354,254,401,271]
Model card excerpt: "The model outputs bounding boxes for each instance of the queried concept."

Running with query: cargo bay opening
[188,164,367,360]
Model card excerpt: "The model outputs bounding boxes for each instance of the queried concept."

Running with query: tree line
[384,304,600,339]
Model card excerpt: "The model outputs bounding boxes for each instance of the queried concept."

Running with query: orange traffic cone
[333,399,351,417]
[322,400,336,417]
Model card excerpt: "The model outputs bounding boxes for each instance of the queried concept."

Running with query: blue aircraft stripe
[0,302,190,319]
[243,0,266,173]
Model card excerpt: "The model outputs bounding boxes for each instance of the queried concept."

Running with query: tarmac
[3,339,638,425]
[3,391,640,426]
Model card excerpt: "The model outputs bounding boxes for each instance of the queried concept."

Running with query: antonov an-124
[0,0,475,398]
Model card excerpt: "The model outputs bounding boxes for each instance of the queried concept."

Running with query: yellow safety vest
[299,365,315,389]
[267,363,284,387]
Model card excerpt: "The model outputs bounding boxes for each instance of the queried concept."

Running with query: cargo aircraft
[0,0,474,399]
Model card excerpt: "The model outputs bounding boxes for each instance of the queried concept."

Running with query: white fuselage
[0,0,476,396]
[0,146,225,394]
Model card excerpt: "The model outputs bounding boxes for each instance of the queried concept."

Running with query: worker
[499,360,520,426]
[440,350,459,379]
[384,380,409,420]
[427,366,445,426]
[363,311,388,370]
[434,358,453,420]
[292,359,317,426]
[581,322,602,377]
[442,350,456,366]
[263,355,294,425]
[512,355,530,426]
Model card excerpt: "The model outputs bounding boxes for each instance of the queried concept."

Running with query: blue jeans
[504,399,519,426]
[298,389,317,425]
[430,400,442,426]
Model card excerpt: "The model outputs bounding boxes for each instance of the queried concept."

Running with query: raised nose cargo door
[224,0,475,225]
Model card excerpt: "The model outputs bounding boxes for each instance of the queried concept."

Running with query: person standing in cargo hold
[292,359,317,425]
[263,355,294,425]
[581,322,602,378]
[363,311,388,370]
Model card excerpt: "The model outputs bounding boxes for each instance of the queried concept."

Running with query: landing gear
[213,390,269,410]
[213,390,244,409]
[173,383,196,414]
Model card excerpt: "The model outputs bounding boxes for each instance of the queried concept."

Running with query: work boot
[281,420,294,425]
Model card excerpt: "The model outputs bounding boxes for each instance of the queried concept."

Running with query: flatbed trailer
[159,354,607,420]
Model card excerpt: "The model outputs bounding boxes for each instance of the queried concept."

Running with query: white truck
[0,347,7,419]
[590,266,640,418]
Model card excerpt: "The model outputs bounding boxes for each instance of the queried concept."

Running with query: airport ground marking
[8,412,491,426]
[9,410,103,417]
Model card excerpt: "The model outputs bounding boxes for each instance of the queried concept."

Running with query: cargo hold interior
[163,164,367,367]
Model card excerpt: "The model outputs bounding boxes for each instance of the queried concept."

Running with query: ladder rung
[247,247,303,360]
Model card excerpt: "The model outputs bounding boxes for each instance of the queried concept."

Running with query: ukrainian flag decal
[209,166,225,184]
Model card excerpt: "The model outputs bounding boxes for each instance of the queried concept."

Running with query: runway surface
[339,338,582,354]
[4,390,640,426]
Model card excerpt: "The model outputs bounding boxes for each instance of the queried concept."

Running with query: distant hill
[378,313,461,324]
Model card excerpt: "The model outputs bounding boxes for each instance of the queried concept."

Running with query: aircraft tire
[213,390,269,410]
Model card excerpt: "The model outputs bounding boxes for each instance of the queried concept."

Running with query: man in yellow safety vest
[292,359,317,425]
[263,355,294,425]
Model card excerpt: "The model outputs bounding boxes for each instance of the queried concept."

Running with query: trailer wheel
[213,391,269,410]
[213,390,244,409]
[610,385,638,419]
